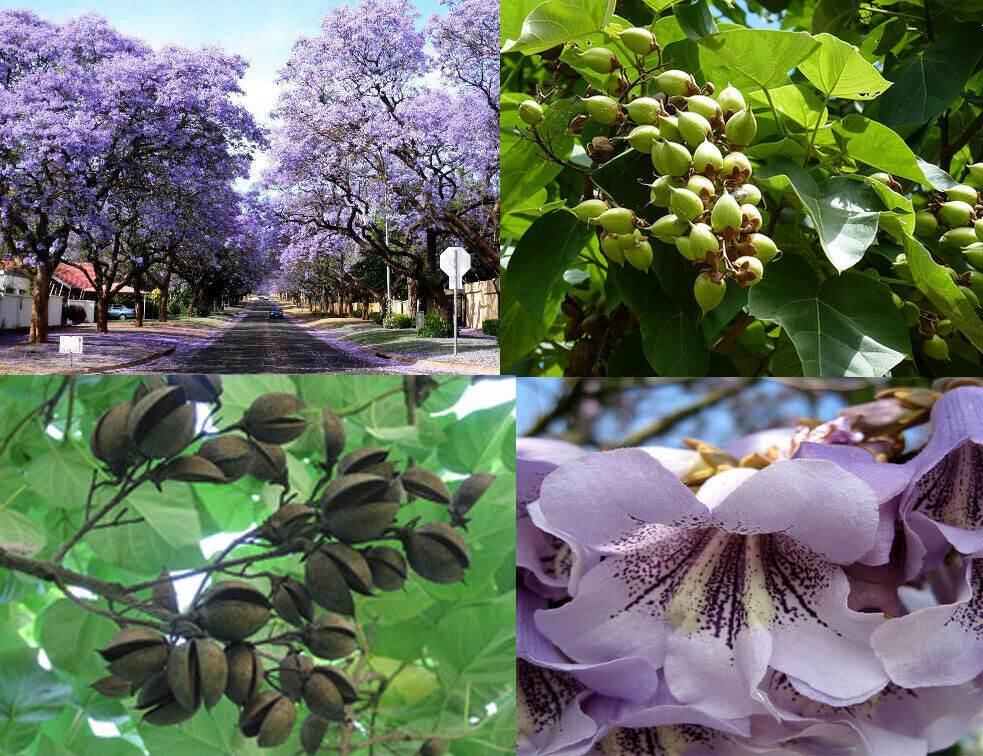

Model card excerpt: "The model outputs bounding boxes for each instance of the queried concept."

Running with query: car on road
[269,306,284,320]
[107,305,136,320]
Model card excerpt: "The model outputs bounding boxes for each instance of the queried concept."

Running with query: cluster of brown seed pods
[89,376,494,752]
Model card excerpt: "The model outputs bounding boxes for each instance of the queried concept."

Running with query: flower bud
[648,213,688,241]
[624,239,653,271]
[627,124,660,153]
[734,183,761,206]
[678,111,712,147]
[688,223,719,260]
[619,26,657,55]
[748,233,779,263]
[711,192,742,234]
[725,108,757,145]
[741,204,762,230]
[693,140,723,175]
[940,200,975,227]
[922,334,950,361]
[948,183,979,205]
[590,207,636,234]
[687,175,715,199]
[941,226,979,248]
[571,199,610,223]
[734,255,764,286]
[600,233,625,265]
[518,100,543,126]
[670,187,704,222]
[686,95,722,122]
[718,83,746,115]
[722,151,752,181]
[581,95,621,125]
[694,275,727,315]
[655,69,696,96]
[626,97,661,125]
[581,46,619,74]
[656,113,680,142]
[659,139,692,177]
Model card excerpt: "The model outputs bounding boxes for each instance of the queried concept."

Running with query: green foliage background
[0,376,516,755]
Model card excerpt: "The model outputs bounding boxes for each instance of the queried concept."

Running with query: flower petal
[517,660,599,756]
[517,437,587,514]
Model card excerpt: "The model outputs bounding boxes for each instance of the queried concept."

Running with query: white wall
[66,299,95,323]
[0,294,63,329]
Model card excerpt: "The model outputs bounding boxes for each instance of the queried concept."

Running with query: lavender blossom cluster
[518,386,983,755]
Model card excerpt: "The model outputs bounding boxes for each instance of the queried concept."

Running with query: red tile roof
[3,260,136,294]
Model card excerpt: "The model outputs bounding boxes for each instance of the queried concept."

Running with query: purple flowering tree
[518,380,983,754]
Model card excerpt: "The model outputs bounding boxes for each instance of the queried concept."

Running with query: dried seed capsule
[364,546,408,591]
[165,375,222,403]
[322,406,346,464]
[198,435,254,482]
[152,570,179,614]
[156,454,228,484]
[418,740,447,756]
[244,393,309,445]
[249,440,288,485]
[91,403,137,472]
[279,651,314,701]
[224,643,263,705]
[127,386,195,459]
[273,576,315,627]
[401,467,451,503]
[137,670,194,727]
[166,638,228,712]
[305,549,355,615]
[196,581,272,641]
[322,543,374,595]
[302,666,358,721]
[303,615,358,659]
[338,446,389,475]
[91,675,132,698]
[321,474,390,510]
[450,473,496,527]
[402,522,470,584]
[301,714,331,756]
[322,499,400,543]
[97,626,169,686]
[264,502,316,543]
[239,691,297,748]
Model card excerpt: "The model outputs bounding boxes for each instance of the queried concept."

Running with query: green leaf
[438,404,515,473]
[798,33,891,100]
[432,593,515,687]
[827,114,927,183]
[507,210,593,325]
[0,648,72,753]
[756,159,883,271]
[501,0,616,54]
[95,483,202,550]
[37,599,116,677]
[699,29,820,91]
[0,509,45,553]
[901,235,983,353]
[501,98,578,213]
[876,24,983,127]
[674,0,718,39]
[500,0,545,47]
[139,699,263,756]
[500,267,558,371]
[748,83,827,133]
[25,440,94,510]
[592,149,661,223]
[747,254,911,376]
[811,0,860,34]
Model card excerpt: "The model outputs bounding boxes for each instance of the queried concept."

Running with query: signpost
[440,247,471,355]
[59,335,83,370]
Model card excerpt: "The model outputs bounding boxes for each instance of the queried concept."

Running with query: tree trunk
[96,294,110,334]
[133,275,144,328]
[28,262,51,344]
[158,258,174,322]
[408,279,418,313]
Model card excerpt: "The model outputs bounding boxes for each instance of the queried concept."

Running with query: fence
[390,279,499,329]
[0,294,63,329]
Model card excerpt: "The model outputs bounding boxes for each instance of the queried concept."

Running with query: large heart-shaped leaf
[811,0,860,34]
[502,0,616,54]
[674,0,718,39]
[798,33,891,100]
[757,159,884,271]
[592,148,660,223]
[37,599,116,677]
[0,649,72,753]
[747,254,911,376]
[699,29,820,91]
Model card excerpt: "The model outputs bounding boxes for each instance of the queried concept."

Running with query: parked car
[269,306,284,320]
[107,305,136,320]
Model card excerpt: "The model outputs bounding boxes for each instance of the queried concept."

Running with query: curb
[64,345,177,375]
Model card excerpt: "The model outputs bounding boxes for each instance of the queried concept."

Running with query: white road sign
[440,247,471,290]
[59,336,84,354]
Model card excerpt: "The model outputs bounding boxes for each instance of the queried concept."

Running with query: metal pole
[453,254,458,356]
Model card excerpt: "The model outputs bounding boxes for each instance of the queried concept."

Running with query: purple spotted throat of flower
[517,381,983,755]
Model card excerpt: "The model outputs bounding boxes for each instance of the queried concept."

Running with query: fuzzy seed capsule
[591,207,636,235]
[571,199,610,223]
[581,95,621,125]
[940,201,975,227]
[625,97,661,125]
[670,187,705,222]
[624,240,653,271]
[694,276,727,315]
[717,83,746,115]
[693,140,723,175]
[627,124,660,153]
[659,139,692,177]
[748,233,779,264]
[656,69,696,97]
[619,27,657,55]
[734,256,764,286]
[677,111,712,148]
[711,192,743,234]
[580,47,619,74]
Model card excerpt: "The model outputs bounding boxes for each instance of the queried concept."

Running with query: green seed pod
[914,210,938,237]
[656,113,680,142]
[616,229,643,248]
[581,95,621,125]
[136,670,194,727]
[322,406,345,465]
[619,26,657,55]
[91,403,138,472]
[948,183,980,205]
[976,218,983,242]
[693,140,723,175]
[402,522,470,584]
[591,207,636,234]
[686,95,722,122]
[893,253,913,282]
[338,446,389,475]
[937,318,954,336]
[725,108,757,146]
[717,83,746,115]
[711,192,743,234]
[571,199,610,223]
[518,100,544,126]
[648,213,688,242]
[688,223,719,260]
[198,435,254,482]
[273,576,315,627]
[659,139,692,177]
[648,176,677,207]
[942,226,979,248]
[224,643,263,706]
[940,200,975,227]
[581,46,619,74]
[969,163,983,187]
[694,276,727,315]
[687,174,716,199]
[401,466,452,503]
[165,375,222,404]
[722,151,752,180]
[364,546,408,591]
[670,187,705,222]
[969,270,983,297]
[748,233,779,264]
[627,124,660,153]
[650,140,668,173]
[964,287,981,308]
[869,172,893,187]
[624,239,654,271]
[655,69,696,97]
[97,627,169,686]
[734,183,761,206]
[156,454,227,484]
[734,256,764,286]
[301,715,331,756]
[922,334,950,361]
[600,233,625,265]
[741,204,762,230]
[248,440,289,485]
[625,97,661,125]
[239,691,297,748]
[966,242,983,270]
[244,393,309,445]
[303,615,358,660]
[677,111,712,148]
[127,386,195,459]
[196,581,272,642]
[901,301,921,327]
[675,235,696,261]
[166,638,228,712]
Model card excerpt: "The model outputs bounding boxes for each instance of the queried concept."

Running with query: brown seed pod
[322,500,400,544]
[302,666,357,721]
[264,502,316,543]
[400,467,451,504]
[303,615,357,660]
[152,569,179,614]
[97,626,169,686]
[279,650,314,701]
[364,546,407,592]
[273,576,314,627]
[418,739,448,756]
[337,446,388,475]
[305,548,354,616]
[359,460,398,481]
[126,386,195,459]
[239,690,297,748]
[224,643,264,705]
[90,403,137,472]
[196,581,272,641]
[322,543,374,595]
[136,670,194,727]
[248,440,289,486]
[90,675,132,698]
[166,375,223,403]
[449,473,496,527]
[320,473,390,510]
[198,435,255,482]
[322,406,345,464]
[156,454,228,484]
[402,523,470,584]
[301,713,331,756]
[244,393,309,445]
[166,638,228,712]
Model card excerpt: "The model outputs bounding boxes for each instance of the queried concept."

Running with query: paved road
[114,303,445,374]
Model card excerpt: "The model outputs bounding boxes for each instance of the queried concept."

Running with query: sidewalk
[286,308,500,374]
[0,310,241,375]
